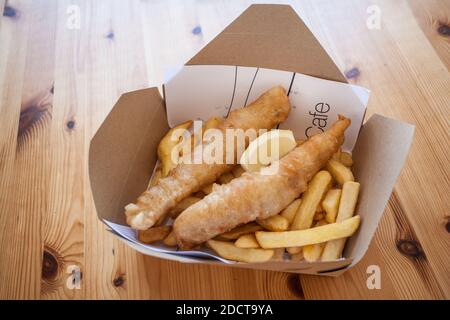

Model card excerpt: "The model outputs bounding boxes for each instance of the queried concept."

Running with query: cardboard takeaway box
[89,4,414,276]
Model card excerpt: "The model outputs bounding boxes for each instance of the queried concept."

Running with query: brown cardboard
[88,4,415,276]
[188,4,347,83]
[89,88,168,224]
[345,114,415,265]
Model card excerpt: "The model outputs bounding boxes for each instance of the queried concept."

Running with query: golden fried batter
[126,86,291,230]
[174,116,351,249]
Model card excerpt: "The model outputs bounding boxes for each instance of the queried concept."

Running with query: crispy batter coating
[126,86,291,230]
[174,116,351,249]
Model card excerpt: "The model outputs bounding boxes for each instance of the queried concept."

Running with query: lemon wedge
[240,130,297,172]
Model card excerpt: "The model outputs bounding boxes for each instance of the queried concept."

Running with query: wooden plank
[139,0,205,86]
[375,0,450,297]
[145,258,303,299]
[298,0,449,299]
[41,0,84,299]
[407,0,450,70]
[79,0,153,299]
[0,0,448,300]
[0,0,53,299]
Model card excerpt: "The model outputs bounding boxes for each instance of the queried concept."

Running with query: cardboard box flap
[187,4,346,83]
[345,114,415,265]
[89,88,169,224]
[88,4,416,276]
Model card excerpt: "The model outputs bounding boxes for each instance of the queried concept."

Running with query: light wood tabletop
[0,0,448,300]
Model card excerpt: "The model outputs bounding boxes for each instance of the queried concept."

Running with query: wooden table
[0,0,448,300]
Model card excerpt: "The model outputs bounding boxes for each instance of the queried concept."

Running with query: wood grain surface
[0,0,448,300]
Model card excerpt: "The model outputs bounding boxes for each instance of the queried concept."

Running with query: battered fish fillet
[126,86,291,230]
[173,116,351,249]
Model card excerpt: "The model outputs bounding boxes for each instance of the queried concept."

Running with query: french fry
[322,189,342,223]
[290,251,304,261]
[157,120,193,177]
[288,248,303,255]
[183,117,222,154]
[316,202,323,213]
[332,148,341,161]
[207,240,274,263]
[219,223,263,240]
[138,226,171,244]
[340,152,353,167]
[218,172,234,184]
[291,171,332,230]
[313,212,325,221]
[272,248,286,261]
[257,215,289,231]
[203,117,222,131]
[288,171,332,254]
[235,234,260,248]
[325,159,354,186]
[335,182,360,222]
[280,198,301,225]
[255,215,360,249]
[321,182,360,261]
[163,230,178,247]
[169,196,201,218]
[232,166,246,178]
[303,242,325,262]
[303,220,328,262]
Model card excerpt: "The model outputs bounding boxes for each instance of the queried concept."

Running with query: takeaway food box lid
[89,4,414,275]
